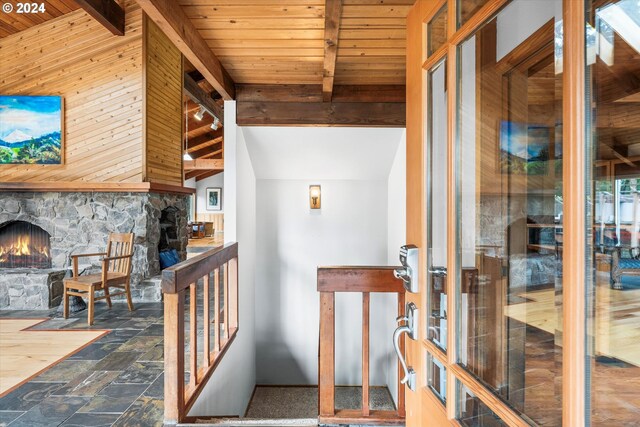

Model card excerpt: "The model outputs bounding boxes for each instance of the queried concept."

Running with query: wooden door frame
[406,0,587,425]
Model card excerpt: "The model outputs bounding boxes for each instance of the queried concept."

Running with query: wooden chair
[63,233,135,325]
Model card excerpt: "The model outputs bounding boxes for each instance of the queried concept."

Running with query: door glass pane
[427,352,447,404]
[427,59,448,352]
[428,5,448,56]
[457,380,507,426]
[456,0,563,425]
[587,0,640,424]
[458,0,491,27]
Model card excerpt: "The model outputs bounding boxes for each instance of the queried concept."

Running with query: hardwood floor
[505,278,640,365]
[504,275,640,425]
[0,319,107,397]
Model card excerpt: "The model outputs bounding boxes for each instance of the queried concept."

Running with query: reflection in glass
[428,5,448,56]
[456,0,563,424]
[427,59,448,352]
[457,0,491,27]
[457,381,506,426]
[588,0,640,424]
[427,352,447,404]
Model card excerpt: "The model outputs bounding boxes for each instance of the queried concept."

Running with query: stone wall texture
[0,192,189,307]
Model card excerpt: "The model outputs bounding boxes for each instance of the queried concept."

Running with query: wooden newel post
[164,292,185,423]
[319,291,335,417]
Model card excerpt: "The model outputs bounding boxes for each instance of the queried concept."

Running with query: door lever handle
[393,325,416,391]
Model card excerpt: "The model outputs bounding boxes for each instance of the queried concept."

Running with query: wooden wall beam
[135,0,235,99]
[184,159,224,170]
[322,0,343,102]
[236,101,405,127]
[75,0,125,36]
[184,73,224,125]
[236,84,406,104]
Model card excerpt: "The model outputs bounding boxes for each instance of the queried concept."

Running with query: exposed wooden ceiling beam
[185,169,220,180]
[75,0,125,36]
[184,159,224,170]
[236,84,406,103]
[186,132,223,151]
[196,170,223,181]
[191,141,223,159]
[322,0,343,102]
[184,73,224,125]
[135,0,235,100]
[237,101,405,127]
[199,149,224,160]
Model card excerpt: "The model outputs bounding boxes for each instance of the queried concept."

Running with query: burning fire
[0,234,50,262]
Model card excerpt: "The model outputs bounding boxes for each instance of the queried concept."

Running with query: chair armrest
[70,252,107,259]
[69,253,106,277]
[102,254,133,262]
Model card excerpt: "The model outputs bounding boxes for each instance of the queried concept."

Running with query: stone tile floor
[0,303,165,427]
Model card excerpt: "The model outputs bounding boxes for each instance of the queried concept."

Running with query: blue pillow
[159,249,180,269]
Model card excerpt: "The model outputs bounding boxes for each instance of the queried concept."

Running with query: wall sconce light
[309,185,321,209]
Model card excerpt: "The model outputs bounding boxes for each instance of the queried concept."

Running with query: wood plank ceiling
[0,0,80,37]
[176,0,410,86]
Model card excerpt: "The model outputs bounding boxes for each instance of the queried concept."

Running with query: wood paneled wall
[195,212,224,233]
[0,1,144,183]
[144,17,183,186]
[0,2,185,188]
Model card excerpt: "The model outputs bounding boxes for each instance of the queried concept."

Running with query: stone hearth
[0,192,189,309]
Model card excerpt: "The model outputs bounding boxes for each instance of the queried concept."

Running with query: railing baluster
[214,268,220,352]
[228,257,238,330]
[223,262,229,340]
[317,267,405,425]
[162,243,239,424]
[164,292,185,423]
[203,273,210,368]
[362,292,370,417]
[319,291,335,417]
[189,282,197,387]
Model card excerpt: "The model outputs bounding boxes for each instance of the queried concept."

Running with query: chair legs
[125,281,134,312]
[87,286,95,326]
[63,286,69,319]
[104,285,113,308]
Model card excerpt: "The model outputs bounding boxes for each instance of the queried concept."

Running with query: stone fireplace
[0,221,52,269]
[0,192,189,310]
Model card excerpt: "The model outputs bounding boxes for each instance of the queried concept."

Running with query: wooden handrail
[164,242,239,424]
[318,266,406,426]
[162,242,238,294]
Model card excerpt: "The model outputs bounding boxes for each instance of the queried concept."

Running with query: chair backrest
[105,233,134,275]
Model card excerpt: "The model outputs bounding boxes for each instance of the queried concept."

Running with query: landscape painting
[499,121,550,175]
[0,96,63,164]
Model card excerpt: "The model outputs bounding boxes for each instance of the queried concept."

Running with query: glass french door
[404,0,633,425]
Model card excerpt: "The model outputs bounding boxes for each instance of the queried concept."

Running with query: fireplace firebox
[0,221,52,269]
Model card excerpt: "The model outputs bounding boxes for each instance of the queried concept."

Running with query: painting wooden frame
[206,187,221,211]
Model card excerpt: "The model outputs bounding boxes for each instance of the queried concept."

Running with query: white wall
[190,102,256,417]
[385,131,406,405]
[254,179,390,385]
[247,127,406,395]
[196,172,224,214]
